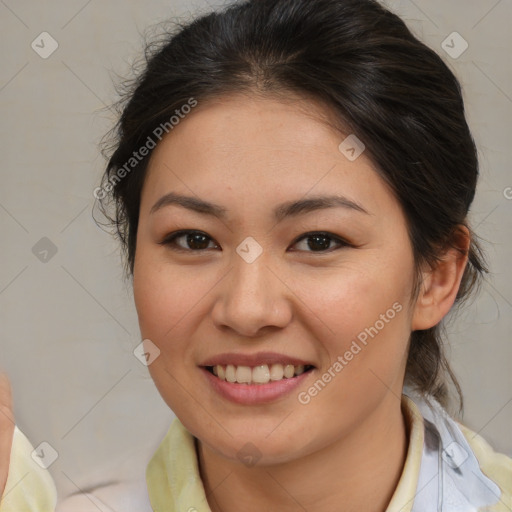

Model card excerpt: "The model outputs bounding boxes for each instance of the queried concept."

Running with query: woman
[1,0,511,511]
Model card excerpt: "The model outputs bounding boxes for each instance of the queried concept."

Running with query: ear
[411,226,470,331]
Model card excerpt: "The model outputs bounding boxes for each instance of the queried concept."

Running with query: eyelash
[158,230,352,254]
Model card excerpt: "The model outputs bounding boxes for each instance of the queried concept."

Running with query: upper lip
[200,351,314,368]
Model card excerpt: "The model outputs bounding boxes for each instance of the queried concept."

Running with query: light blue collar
[403,386,501,512]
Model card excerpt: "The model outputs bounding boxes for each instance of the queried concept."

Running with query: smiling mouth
[204,363,315,385]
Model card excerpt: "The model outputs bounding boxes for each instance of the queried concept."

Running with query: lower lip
[201,367,313,405]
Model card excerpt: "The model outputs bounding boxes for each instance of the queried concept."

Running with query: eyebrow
[149,192,370,221]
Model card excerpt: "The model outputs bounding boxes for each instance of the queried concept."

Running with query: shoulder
[0,425,57,512]
[457,422,512,512]
[57,478,152,512]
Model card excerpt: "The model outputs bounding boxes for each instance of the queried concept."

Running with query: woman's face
[133,94,419,464]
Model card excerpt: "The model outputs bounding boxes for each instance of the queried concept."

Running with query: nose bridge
[232,250,270,299]
[212,244,291,335]
[228,247,276,310]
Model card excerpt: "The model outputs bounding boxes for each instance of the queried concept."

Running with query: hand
[0,373,15,499]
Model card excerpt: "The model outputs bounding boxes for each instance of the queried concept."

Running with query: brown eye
[290,232,349,253]
[159,230,219,251]
[159,230,350,254]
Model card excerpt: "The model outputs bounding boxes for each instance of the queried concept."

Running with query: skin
[0,373,14,500]
[133,93,469,512]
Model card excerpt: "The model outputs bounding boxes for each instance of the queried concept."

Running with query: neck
[198,393,409,512]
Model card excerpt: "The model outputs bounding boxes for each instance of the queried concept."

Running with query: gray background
[1,0,511,505]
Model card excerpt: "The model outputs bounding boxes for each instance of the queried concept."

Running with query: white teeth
[211,363,310,384]
[252,365,270,384]
[269,363,284,381]
[284,364,295,378]
[225,364,236,383]
[235,366,251,384]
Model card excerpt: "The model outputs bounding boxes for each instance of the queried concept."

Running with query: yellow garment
[146,394,512,512]
[1,396,509,511]
[0,425,57,512]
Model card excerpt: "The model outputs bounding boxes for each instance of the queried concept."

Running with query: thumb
[0,373,15,498]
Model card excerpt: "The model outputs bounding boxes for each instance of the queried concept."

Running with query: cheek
[133,252,223,394]
[134,249,202,339]
[133,254,209,411]
[302,257,412,375]
[307,264,408,333]
[297,268,411,428]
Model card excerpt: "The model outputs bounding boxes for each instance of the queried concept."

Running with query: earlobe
[411,226,470,331]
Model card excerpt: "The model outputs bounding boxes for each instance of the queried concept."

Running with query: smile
[206,363,315,385]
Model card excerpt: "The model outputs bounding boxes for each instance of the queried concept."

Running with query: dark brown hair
[96,0,488,415]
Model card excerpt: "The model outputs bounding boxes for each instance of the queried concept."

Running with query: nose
[211,252,293,338]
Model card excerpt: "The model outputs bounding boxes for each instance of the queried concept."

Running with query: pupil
[308,235,330,251]
[188,233,209,250]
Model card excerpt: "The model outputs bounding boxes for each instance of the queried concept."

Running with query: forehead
[150,93,344,158]
[142,94,398,218]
